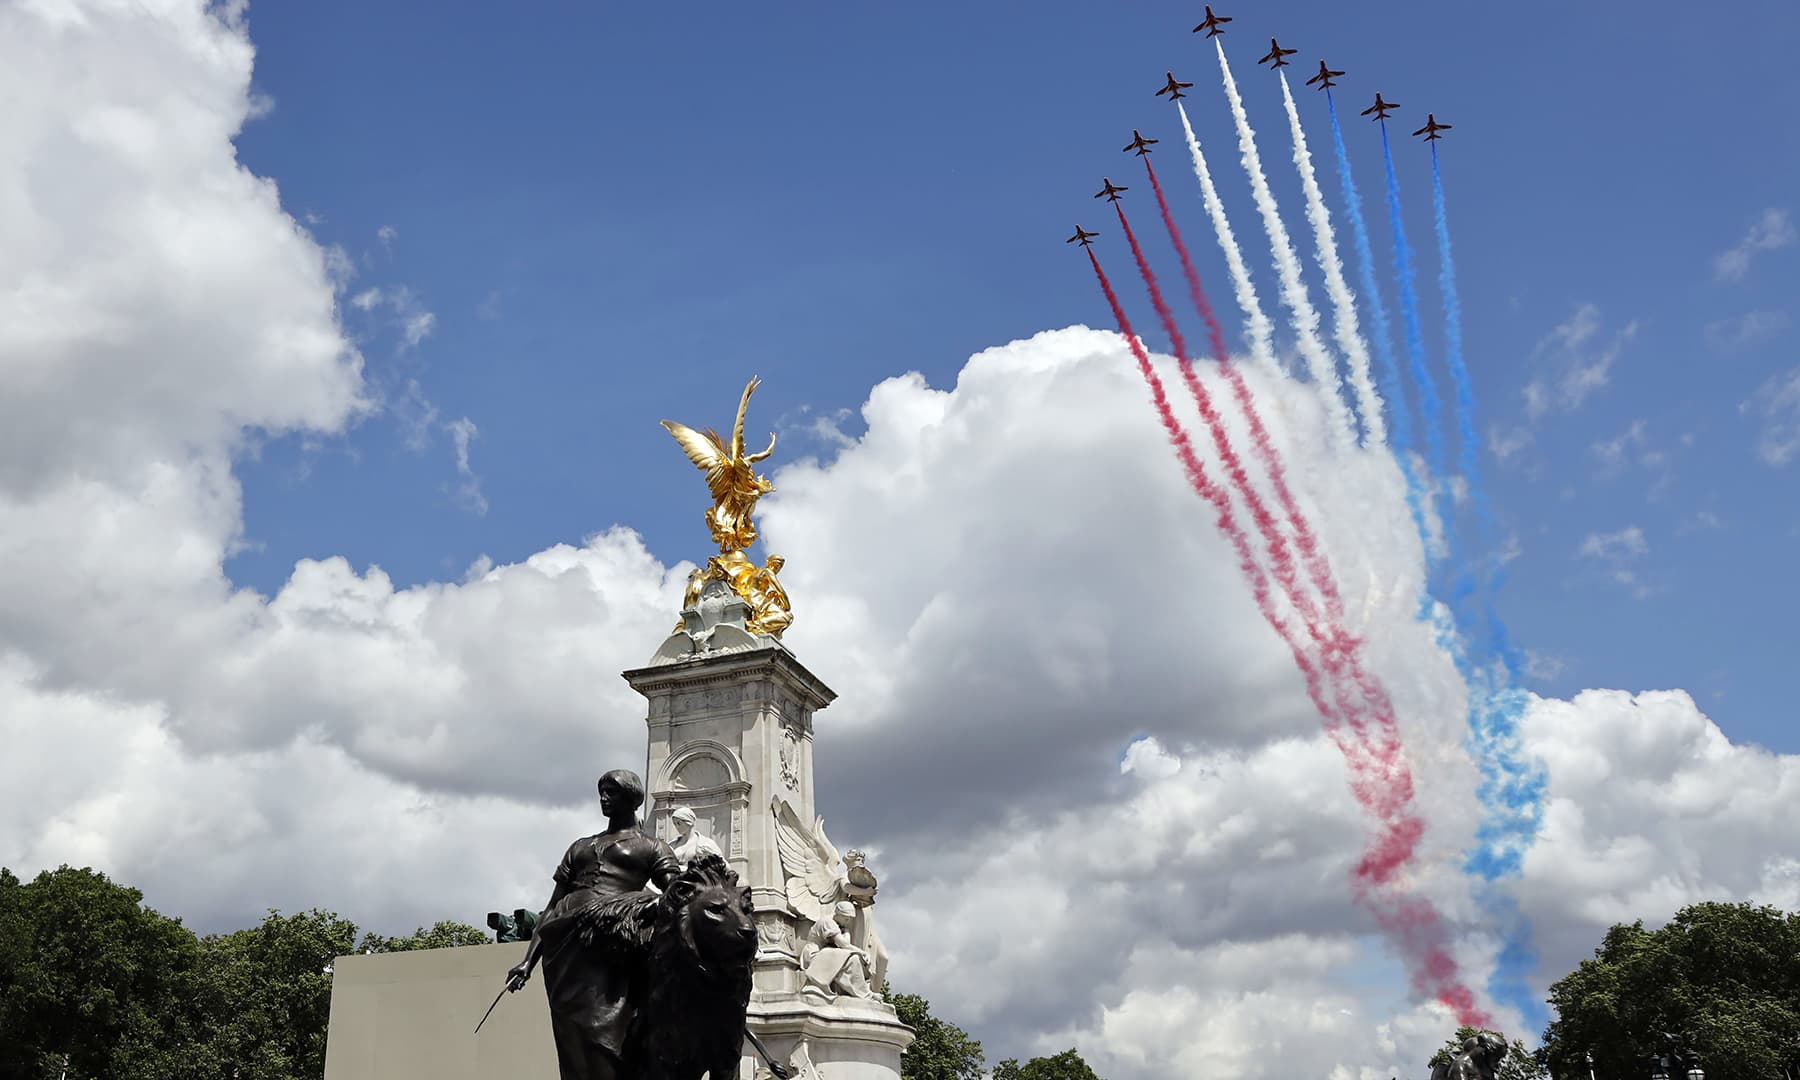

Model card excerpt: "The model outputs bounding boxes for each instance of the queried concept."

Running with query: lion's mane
[628,852,757,1080]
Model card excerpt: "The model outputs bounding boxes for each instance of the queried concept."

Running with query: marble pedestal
[741,994,915,1080]
[626,602,913,1080]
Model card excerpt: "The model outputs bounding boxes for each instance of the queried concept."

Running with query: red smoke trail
[1370,894,1494,1027]
[1113,199,1385,784]
[1112,202,1441,952]
[1130,171,1488,1023]
[1109,204,1310,636]
[1145,158,1396,751]
[1142,158,1420,868]
[1144,160,1233,382]
[1143,158,1412,787]
[1085,246,1359,768]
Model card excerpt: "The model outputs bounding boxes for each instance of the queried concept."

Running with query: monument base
[746,993,913,1080]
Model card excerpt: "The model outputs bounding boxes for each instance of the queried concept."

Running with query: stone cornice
[622,646,837,711]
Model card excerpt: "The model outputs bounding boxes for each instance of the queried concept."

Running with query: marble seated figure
[668,806,723,868]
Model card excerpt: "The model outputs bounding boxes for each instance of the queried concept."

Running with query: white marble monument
[326,378,914,1080]
[625,577,913,1080]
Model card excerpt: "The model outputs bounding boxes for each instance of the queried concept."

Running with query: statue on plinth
[661,376,793,639]
[496,770,790,1080]
[504,770,681,1078]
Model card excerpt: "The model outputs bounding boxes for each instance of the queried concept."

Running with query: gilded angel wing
[771,796,841,922]
[660,420,730,494]
[730,376,760,461]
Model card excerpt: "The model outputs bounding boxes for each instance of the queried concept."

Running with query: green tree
[0,864,497,1080]
[884,990,986,1080]
[185,908,360,1080]
[1539,901,1800,1080]
[992,1047,1106,1080]
[0,865,200,1080]
[357,920,488,953]
[1427,1028,1546,1080]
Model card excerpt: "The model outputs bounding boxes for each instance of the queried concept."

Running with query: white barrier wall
[323,942,558,1080]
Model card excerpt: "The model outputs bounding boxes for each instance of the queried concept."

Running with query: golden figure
[661,377,778,554]
[662,378,793,638]
[742,554,792,637]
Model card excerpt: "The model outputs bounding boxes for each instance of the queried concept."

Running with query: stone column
[625,587,912,1079]
[623,644,834,996]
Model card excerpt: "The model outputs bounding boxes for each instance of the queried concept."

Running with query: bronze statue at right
[1430,1031,1509,1080]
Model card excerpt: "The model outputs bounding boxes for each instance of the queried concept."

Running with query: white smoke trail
[1175,101,1279,383]
[1279,71,1387,448]
[1214,39,1356,453]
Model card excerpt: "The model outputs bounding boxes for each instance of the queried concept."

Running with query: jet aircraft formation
[1067,5,1454,247]
[1062,6,1510,1029]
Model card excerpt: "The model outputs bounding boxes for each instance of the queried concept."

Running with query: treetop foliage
[0,865,489,1080]
[1539,902,1800,1080]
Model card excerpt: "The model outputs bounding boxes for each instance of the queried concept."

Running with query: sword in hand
[474,984,508,1036]
[475,965,531,1035]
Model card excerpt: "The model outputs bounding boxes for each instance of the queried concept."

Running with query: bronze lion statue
[580,852,757,1080]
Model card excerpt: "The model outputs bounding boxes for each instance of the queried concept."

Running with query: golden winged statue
[661,377,793,637]
[661,376,777,553]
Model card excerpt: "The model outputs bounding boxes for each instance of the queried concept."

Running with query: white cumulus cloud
[0,7,1795,1080]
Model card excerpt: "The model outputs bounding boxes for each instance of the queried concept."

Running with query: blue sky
[9,4,1800,1066]
[226,0,1799,752]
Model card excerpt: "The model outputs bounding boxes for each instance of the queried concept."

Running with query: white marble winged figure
[771,797,848,923]
[770,796,888,992]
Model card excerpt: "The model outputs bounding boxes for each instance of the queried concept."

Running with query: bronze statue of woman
[505,769,681,1080]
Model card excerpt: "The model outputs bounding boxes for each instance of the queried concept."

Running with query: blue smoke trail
[1433,144,1517,662]
[1431,144,1485,539]
[1380,121,1447,563]
[1327,93,1429,550]
[1485,893,1549,1034]
[1428,145,1546,886]
[1369,113,1548,1020]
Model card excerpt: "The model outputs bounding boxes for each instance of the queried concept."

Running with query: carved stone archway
[650,739,751,870]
